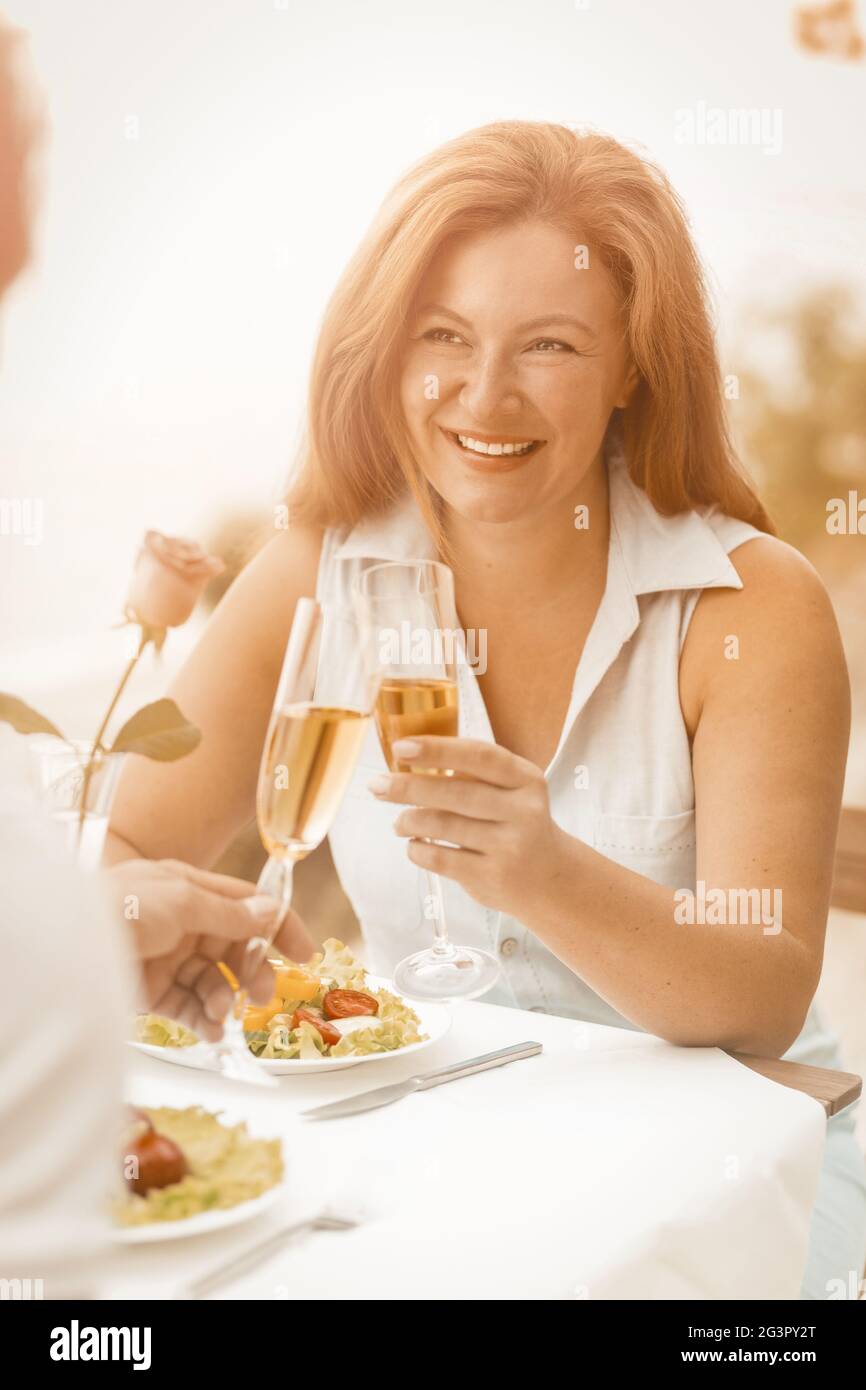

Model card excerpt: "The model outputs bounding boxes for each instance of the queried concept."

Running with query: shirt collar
[332,441,744,597]
[606,441,744,596]
[332,492,436,564]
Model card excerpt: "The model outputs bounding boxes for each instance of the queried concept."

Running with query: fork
[187,1208,359,1299]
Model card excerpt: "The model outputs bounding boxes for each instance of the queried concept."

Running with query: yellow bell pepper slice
[243,994,283,1032]
[274,968,318,1003]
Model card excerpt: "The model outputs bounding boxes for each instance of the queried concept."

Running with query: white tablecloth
[110,998,827,1300]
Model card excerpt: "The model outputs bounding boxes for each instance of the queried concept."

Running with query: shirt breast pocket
[592,808,696,890]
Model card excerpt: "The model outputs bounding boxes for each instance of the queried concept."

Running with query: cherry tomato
[124,1129,188,1195]
[291,1007,342,1048]
[322,989,379,1020]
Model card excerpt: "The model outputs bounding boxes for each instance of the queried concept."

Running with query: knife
[300,1040,542,1120]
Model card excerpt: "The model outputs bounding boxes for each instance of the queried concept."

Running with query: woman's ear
[614,359,641,411]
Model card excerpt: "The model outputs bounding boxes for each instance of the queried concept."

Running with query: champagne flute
[353,560,501,1002]
[212,598,374,1083]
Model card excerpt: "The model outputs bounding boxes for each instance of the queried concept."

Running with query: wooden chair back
[831,807,866,913]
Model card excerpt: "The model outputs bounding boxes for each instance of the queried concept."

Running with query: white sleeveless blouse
[319,445,842,1072]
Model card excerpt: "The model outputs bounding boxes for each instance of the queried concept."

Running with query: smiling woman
[104,120,865,1301]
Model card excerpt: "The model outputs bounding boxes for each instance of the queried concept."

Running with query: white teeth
[456,433,535,457]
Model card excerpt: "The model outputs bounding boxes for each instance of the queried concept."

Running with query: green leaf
[0,693,66,740]
[108,698,201,761]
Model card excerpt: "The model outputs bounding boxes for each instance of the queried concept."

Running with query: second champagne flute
[354,559,501,1002]
[213,598,374,1083]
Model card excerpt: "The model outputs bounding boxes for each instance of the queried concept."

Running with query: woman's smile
[437,425,546,472]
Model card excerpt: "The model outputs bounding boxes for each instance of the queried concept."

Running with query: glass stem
[425,870,454,957]
[256,854,295,938]
[221,999,249,1051]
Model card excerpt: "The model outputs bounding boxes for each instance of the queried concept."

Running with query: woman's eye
[422,327,466,345]
[531,339,574,353]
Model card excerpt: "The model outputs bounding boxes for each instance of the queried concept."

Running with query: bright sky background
[1,0,865,671]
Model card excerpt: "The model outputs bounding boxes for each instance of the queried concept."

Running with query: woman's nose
[458,353,523,420]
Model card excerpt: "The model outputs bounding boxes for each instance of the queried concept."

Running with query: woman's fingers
[387,736,534,787]
[394,806,497,852]
[406,837,481,879]
[369,768,511,818]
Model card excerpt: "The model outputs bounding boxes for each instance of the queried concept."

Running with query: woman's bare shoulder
[697,533,840,631]
[680,534,850,734]
[235,520,326,603]
[212,520,324,640]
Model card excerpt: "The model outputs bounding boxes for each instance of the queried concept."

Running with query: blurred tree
[732,283,866,797]
[734,285,866,568]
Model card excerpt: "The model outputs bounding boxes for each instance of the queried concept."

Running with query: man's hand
[104,858,316,1041]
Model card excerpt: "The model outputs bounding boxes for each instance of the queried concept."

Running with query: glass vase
[28,736,125,870]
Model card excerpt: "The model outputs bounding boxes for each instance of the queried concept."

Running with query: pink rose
[126,531,224,629]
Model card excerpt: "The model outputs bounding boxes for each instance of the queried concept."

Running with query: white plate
[129,977,452,1076]
[112,1180,286,1244]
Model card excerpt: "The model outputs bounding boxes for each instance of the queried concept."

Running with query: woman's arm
[376,537,849,1056]
[541,536,847,1054]
[672,535,848,1049]
[104,523,323,869]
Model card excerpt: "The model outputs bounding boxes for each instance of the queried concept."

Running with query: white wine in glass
[258,702,370,859]
[213,599,374,1084]
[373,677,459,771]
[354,560,501,1002]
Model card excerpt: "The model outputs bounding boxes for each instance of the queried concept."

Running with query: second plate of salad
[130,939,452,1075]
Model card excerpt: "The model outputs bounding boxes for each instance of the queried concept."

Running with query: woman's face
[399,219,635,524]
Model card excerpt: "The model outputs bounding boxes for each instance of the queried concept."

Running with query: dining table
[110,992,838,1301]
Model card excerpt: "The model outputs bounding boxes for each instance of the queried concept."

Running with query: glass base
[212,1011,278,1089]
[393,945,501,1002]
[215,1043,277,1088]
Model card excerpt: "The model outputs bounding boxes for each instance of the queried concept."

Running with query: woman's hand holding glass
[369,735,565,926]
